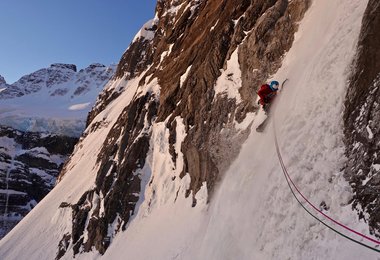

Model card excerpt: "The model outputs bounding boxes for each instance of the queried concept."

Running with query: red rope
[273,120,380,246]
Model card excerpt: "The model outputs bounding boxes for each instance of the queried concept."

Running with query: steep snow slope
[0,0,377,260]
[196,0,378,258]
[0,76,156,259]
[104,0,378,259]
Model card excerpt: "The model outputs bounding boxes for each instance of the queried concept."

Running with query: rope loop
[272,116,380,253]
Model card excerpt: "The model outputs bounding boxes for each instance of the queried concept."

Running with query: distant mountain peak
[0,63,115,136]
[0,75,6,85]
[50,63,77,72]
[87,63,106,68]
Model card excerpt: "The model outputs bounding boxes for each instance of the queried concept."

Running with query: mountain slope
[0,0,379,259]
[0,126,77,238]
[103,0,377,259]
[0,63,115,137]
[0,64,114,239]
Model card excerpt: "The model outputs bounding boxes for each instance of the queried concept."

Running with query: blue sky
[0,0,157,83]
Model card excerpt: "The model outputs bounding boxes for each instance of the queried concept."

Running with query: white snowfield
[0,64,115,137]
[0,0,377,260]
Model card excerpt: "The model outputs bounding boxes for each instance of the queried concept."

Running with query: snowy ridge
[0,63,115,136]
[133,18,158,42]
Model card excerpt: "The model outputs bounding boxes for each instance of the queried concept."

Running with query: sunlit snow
[68,102,91,111]
[0,0,376,260]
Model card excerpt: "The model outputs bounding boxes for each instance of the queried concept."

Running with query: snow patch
[133,18,158,42]
[214,49,242,102]
[68,102,91,111]
[0,189,27,196]
[372,164,380,171]
[366,125,374,139]
[210,20,219,31]
[362,176,372,186]
[235,112,255,131]
[180,65,192,87]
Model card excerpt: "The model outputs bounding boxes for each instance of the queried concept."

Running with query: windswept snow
[0,0,376,260]
[214,49,242,103]
[106,0,375,259]
[0,75,141,259]
[133,18,158,42]
[180,65,192,87]
[0,189,27,196]
[68,102,91,111]
[197,1,376,259]
[366,125,374,139]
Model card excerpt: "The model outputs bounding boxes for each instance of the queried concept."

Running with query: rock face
[344,0,380,238]
[0,126,78,238]
[57,0,310,258]
[0,75,6,86]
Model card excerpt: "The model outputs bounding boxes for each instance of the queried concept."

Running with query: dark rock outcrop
[56,0,310,258]
[50,63,77,72]
[343,0,380,238]
[151,0,309,199]
[0,75,6,85]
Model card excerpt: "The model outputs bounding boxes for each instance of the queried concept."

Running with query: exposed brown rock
[151,0,310,199]
[57,0,310,257]
[343,0,380,238]
[57,93,158,258]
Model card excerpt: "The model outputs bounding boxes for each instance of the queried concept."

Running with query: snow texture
[214,49,242,103]
[0,0,377,260]
[180,65,192,87]
[133,18,158,42]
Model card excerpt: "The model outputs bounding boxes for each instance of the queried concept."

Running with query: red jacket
[258,84,277,105]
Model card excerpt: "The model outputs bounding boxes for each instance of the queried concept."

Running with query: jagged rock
[57,0,310,257]
[61,93,158,257]
[239,0,311,115]
[50,63,77,72]
[0,75,6,85]
[150,0,309,198]
[56,233,71,260]
[0,63,114,100]
[343,0,380,238]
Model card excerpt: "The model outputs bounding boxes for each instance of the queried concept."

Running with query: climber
[257,80,279,113]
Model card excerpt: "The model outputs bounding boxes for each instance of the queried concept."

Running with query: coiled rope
[272,117,380,253]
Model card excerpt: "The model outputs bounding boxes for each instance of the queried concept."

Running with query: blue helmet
[270,80,279,91]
